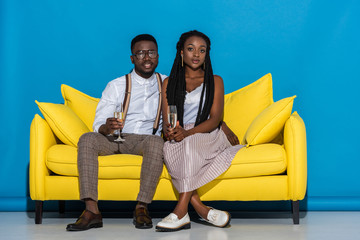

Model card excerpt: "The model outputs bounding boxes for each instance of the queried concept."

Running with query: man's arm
[93,79,125,134]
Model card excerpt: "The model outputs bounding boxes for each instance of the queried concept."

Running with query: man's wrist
[99,124,109,135]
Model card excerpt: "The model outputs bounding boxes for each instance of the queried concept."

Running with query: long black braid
[166,30,215,127]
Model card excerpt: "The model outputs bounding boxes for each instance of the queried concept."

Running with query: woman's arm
[221,121,240,145]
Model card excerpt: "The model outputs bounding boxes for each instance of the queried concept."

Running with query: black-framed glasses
[132,50,158,60]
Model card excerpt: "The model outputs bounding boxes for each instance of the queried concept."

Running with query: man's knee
[144,135,164,149]
[142,135,164,160]
[78,132,99,148]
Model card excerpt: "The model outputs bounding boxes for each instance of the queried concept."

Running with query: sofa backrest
[36,74,275,146]
[223,73,274,144]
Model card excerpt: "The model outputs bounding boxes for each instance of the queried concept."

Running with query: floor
[0,211,359,240]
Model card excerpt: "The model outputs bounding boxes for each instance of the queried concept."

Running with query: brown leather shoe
[66,210,103,231]
[133,207,153,229]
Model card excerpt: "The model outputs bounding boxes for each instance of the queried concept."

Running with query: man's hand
[99,117,123,135]
[221,121,239,146]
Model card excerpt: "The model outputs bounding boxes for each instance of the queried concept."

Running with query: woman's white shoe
[204,208,231,228]
[156,213,191,232]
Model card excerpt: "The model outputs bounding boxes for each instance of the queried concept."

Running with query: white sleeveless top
[183,83,206,125]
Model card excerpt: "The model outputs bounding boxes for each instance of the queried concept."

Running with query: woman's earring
[203,62,205,70]
[181,55,184,67]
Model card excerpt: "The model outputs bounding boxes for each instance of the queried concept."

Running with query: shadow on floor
[26,210,307,225]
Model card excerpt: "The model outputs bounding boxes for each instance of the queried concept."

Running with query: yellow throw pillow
[244,95,296,146]
[223,73,274,144]
[35,100,90,146]
[61,84,99,131]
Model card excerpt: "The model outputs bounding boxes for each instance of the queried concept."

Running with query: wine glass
[167,105,177,143]
[114,104,125,142]
[167,105,177,129]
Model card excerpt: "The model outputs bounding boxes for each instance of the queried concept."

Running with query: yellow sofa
[30,73,307,224]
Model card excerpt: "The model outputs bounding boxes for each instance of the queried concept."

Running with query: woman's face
[181,36,207,70]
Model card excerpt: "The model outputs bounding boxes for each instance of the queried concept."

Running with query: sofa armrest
[30,114,57,200]
[284,111,307,200]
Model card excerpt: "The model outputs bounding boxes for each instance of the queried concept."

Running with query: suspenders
[123,74,132,124]
[153,73,163,134]
[123,73,162,135]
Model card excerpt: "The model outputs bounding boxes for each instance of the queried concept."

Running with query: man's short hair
[131,34,158,53]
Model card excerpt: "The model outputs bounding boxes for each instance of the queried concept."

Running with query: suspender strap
[153,73,163,135]
[123,73,162,135]
[123,74,132,125]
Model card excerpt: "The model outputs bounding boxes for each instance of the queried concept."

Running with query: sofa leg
[35,201,43,224]
[59,200,65,214]
[291,200,300,224]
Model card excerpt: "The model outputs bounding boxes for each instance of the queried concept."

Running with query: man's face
[130,40,159,78]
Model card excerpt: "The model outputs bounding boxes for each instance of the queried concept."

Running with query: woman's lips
[192,59,200,64]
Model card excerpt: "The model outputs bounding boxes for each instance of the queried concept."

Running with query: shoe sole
[133,219,153,229]
[156,222,191,232]
[66,222,103,231]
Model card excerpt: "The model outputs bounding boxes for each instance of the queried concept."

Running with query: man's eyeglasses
[132,50,158,60]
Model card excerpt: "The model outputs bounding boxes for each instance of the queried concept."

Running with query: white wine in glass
[168,105,177,129]
[114,105,125,142]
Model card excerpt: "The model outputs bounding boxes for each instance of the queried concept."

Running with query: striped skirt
[163,124,244,193]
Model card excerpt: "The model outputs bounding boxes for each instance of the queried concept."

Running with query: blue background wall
[1,0,359,211]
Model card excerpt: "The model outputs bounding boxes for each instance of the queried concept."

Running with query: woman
[156,30,244,232]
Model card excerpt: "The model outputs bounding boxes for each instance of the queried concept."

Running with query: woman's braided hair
[166,30,215,127]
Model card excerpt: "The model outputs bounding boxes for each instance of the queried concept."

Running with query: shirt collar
[131,69,156,86]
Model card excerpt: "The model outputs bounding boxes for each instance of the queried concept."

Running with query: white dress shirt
[93,69,167,136]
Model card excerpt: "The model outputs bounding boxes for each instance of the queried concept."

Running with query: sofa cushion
[218,143,287,179]
[223,73,273,144]
[46,145,171,179]
[46,143,285,180]
[244,96,296,146]
[35,101,90,147]
[61,84,100,131]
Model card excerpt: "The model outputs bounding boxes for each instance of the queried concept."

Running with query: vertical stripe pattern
[163,124,244,193]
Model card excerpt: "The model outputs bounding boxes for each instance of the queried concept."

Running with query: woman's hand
[163,122,174,141]
[221,121,239,146]
[171,121,189,142]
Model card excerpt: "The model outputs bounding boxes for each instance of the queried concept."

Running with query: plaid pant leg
[77,132,118,201]
[122,134,164,204]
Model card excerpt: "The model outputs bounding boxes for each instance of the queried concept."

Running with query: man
[66,34,167,231]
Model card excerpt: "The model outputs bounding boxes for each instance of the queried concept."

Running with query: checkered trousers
[77,132,164,203]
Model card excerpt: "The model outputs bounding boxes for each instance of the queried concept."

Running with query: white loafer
[156,213,191,232]
[204,208,231,228]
